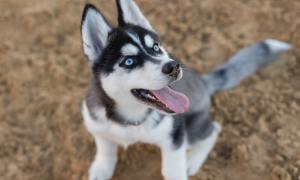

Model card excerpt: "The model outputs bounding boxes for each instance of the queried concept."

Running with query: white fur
[161,144,188,180]
[264,39,292,53]
[144,34,154,48]
[88,136,118,180]
[121,43,139,56]
[187,122,221,176]
[81,7,111,63]
[119,0,154,31]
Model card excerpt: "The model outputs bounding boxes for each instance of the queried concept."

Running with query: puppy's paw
[89,162,113,180]
[187,161,200,176]
[163,176,188,180]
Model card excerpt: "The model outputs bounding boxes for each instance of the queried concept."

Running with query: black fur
[206,68,228,92]
[116,0,126,27]
[171,111,215,148]
[86,77,116,122]
[124,25,162,57]
[184,113,214,143]
[171,118,185,149]
[92,28,142,74]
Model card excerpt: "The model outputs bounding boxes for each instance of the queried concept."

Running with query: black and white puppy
[80,1,291,179]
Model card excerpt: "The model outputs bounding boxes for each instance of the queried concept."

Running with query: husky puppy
[80,1,291,179]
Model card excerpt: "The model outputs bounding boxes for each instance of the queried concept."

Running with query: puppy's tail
[202,39,291,95]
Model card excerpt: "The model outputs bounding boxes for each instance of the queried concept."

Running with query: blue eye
[124,58,134,66]
[153,44,160,52]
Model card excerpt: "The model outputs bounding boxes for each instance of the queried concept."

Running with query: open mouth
[131,87,190,114]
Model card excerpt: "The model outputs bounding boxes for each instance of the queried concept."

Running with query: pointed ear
[81,4,112,64]
[116,0,154,31]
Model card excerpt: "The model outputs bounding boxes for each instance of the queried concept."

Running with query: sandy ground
[0,0,299,180]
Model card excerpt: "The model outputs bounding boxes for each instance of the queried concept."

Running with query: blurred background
[0,0,299,179]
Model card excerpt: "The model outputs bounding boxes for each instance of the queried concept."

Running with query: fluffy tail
[202,39,291,95]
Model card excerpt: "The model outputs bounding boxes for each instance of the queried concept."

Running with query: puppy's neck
[116,99,149,123]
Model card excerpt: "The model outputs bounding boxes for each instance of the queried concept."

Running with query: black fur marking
[86,77,116,122]
[261,41,271,54]
[90,25,162,74]
[116,0,159,54]
[172,110,214,146]
[119,56,145,70]
[141,38,163,56]
[116,0,126,27]
[184,112,214,143]
[92,28,133,73]
[125,25,161,56]
[209,68,228,92]
[171,118,185,149]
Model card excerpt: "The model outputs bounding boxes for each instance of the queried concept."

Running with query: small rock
[269,166,292,180]
[232,144,249,161]
[183,36,202,55]
[288,165,299,178]
[3,41,14,50]
[293,92,300,100]
[296,160,300,167]
[258,116,269,133]
[274,154,285,163]
[40,36,57,48]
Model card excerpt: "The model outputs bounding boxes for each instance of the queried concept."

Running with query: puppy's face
[81,1,189,114]
[99,25,185,113]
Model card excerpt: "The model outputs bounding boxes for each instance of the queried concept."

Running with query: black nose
[162,61,180,77]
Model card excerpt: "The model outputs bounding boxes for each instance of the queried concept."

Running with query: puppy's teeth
[146,94,155,100]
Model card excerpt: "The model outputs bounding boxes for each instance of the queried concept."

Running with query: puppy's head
[81,1,189,114]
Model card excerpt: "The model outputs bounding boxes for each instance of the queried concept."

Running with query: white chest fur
[82,101,174,148]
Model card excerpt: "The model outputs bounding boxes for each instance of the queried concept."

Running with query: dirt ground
[0,0,299,180]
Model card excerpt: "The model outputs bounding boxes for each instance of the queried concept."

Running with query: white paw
[89,162,113,180]
[163,176,188,180]
[187,160,201,176]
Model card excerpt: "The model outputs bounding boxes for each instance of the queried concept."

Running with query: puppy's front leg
[89,135,118,180]
[161,144,188,180]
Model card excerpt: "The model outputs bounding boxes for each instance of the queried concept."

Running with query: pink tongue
[151,87,190,114]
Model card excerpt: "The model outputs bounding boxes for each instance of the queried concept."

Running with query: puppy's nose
[162,61,180,77]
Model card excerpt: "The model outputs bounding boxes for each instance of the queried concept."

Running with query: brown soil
[0,0,299,180]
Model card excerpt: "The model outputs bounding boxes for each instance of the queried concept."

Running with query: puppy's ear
[116,0,154,31]
[81,4,112,64]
